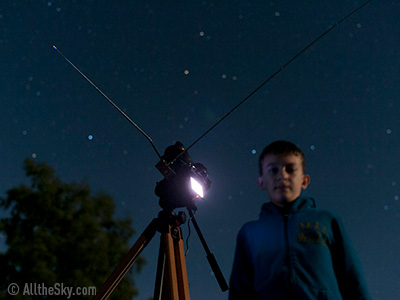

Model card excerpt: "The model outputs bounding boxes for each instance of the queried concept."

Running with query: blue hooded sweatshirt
[229,196,371,300]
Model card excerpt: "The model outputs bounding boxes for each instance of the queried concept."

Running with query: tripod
[93,208,227,300]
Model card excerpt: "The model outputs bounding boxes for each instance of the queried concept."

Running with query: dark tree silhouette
[0,159,144,299]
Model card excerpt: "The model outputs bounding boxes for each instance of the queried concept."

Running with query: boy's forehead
[261,153,302,166]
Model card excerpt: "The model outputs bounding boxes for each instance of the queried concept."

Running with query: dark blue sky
[1,1,399,299]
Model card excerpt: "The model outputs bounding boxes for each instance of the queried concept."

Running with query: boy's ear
[302,174,311,189]
[257,176,265,190]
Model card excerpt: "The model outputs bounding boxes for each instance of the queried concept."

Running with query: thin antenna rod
[52,45,162,159]
[184,0,372,153]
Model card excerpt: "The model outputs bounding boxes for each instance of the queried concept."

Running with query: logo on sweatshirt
[297,221,328,248]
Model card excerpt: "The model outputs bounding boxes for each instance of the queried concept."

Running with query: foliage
[0,159,144,299]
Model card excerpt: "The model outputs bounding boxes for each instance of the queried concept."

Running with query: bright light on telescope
[190,177,204,198]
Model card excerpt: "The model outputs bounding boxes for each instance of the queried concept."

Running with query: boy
[229,141,371,299]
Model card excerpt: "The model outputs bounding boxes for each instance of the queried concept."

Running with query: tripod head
[156,209,187,232]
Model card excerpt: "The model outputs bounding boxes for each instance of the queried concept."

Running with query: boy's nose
[278,168,289,179]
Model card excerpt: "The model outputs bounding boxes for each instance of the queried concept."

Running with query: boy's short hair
[259,141,306,175]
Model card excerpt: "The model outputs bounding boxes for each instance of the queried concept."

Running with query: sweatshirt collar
[260,196,316,217]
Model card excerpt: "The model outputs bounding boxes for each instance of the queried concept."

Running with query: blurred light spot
[392,181,397,186]
[384,205,389,210]
[251,149,257,155]
[36,91,41,96]
[275,12,280,16]
[47,1,52,6]
[222,74,227,79]
[386,128,392,134]
[394,195,399,201]
[22,130,27,135]
[32,153,37,159]
[357,23,362,29]
[199,31,205,36]
[232,76,237,80]
[184,70,189,75]
[88,135,93,140]
[56,7,61,12]
[310,145,316,150]
[28,76,33,81]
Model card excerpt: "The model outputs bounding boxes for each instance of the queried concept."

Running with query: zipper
[284,214,294,286]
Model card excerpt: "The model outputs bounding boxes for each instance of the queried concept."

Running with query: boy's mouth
[275,185,290,190]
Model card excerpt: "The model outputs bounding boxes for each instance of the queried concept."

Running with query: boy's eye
[286,167,294,174]
[268,167,279,174]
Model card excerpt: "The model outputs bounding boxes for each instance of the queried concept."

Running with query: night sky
[1,1,399,299]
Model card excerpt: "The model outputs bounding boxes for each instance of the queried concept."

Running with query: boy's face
[257,153,310,206]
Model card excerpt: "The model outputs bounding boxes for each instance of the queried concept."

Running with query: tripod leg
[93,218,159,300]
[154,225,180,300]
[173,227,191,300]
[154,225,191,300]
